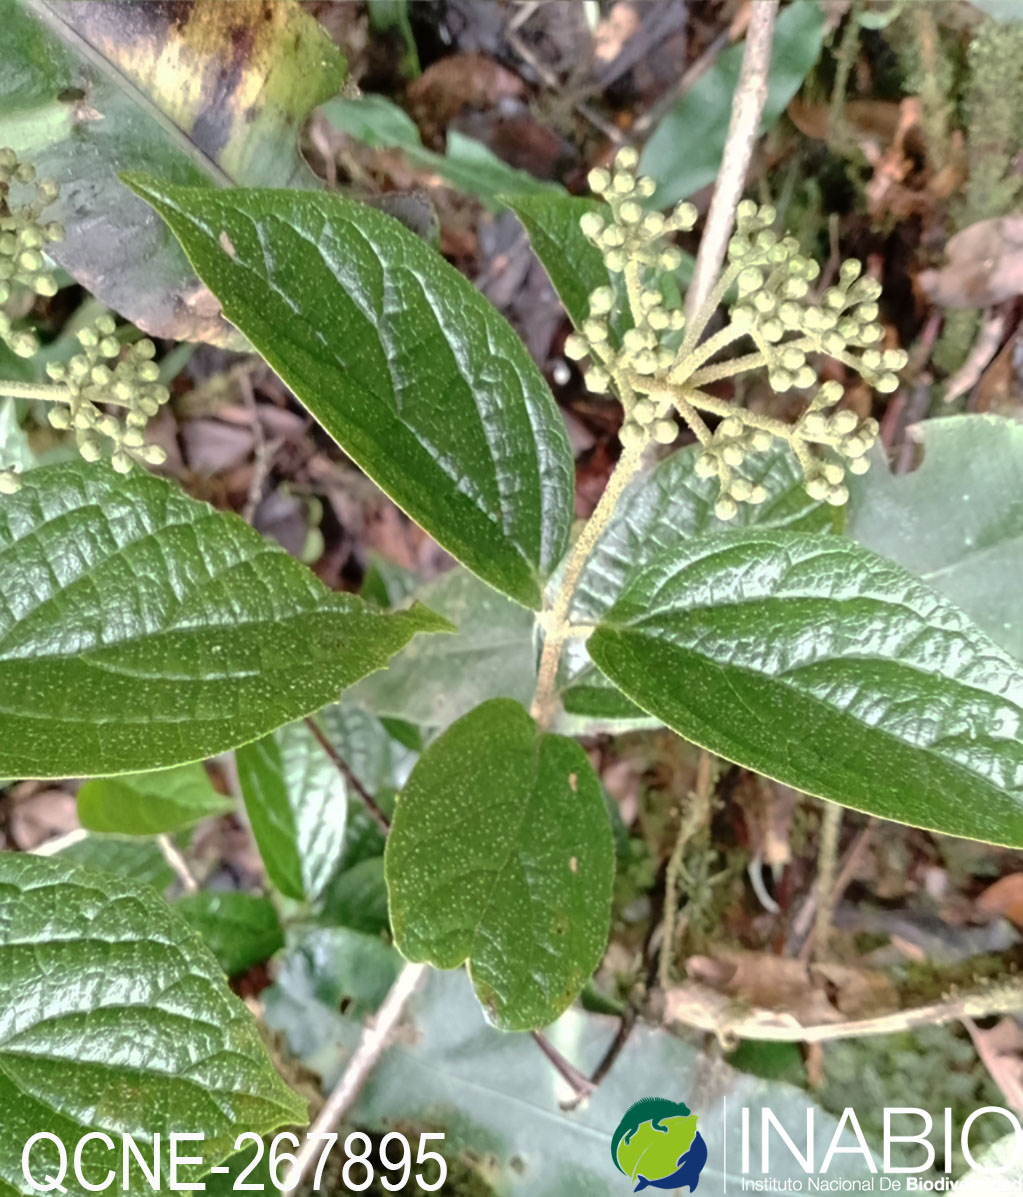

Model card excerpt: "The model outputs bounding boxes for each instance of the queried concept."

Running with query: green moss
[818,1025,1005,1175]
[932,308,980,376]
[960,17,1023,225]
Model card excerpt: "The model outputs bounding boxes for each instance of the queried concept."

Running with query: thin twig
[157,834,199,894]
[684,0,780,322]
[283,962,428,1194]
[304,716,391,834]
[809,801,842,961]
[530,1031,595,1102]
[943,309,1009,405]
[789,819,876,952]
[659,750,716,989]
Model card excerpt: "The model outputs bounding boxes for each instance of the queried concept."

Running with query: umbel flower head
[567,147,908,519]
[0,314,170,495]
[0,147,63,359]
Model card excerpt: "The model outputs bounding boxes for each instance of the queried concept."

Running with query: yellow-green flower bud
[633,398,655,425]
[652,417,676,444]
[830,409,858,435]
[589,286,615,315]
[587,168,611,194]
[715,495,738,521]
[585,366,610,393]
[694,452,718,479]
[79,435,102,462]
[620,419,645,449]
[615,146,639,172]
[47,406,71,430]
[580,211,605,239]
[0,470,20,495]
[564,333,587,360]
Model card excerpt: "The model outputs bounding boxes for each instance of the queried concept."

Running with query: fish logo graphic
[611,1097,708,1192]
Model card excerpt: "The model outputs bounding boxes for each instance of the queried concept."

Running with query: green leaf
[3,0,346,344]
[175,891,285,976]
[506,192,696,343]
[319,855,390,935]
[506,193,619,331]
[276,925,402,1017]
[573,439,837,624]
[0,462,448,779]
[640,0,826,206]
[354,565,537,728]
[320,94,559,210]
[589,530,1023,847]
[58,833,174,890]
[128,178,575,609]
[559,440,836,724]
[385,698,615,1030]
[77,763,232,835]
[848,416,1023,661]
[236,719,349,903]
[0,853,305,1196]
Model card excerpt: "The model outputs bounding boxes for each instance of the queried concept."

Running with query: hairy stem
[0,380,69,403]
[530,444,645,728]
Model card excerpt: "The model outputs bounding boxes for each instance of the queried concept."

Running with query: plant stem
[810,800,843,961]
[304,715,391,834]
[529,444,645,728]
[282,962,428,1194]
[659,749,715,989]
[0,380,69,402]
[684,0,780,321]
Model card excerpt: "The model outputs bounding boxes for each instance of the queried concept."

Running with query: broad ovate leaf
[0,462,448,778]
[0,853,305,1196]
[385,698,614,1030]
[3,0,346,343]
[77,763,232,835]
[848,415,1023,660]
[128,178,575,609]
[589,530,1023,846]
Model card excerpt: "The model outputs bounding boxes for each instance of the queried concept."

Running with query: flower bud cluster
[0,147,63,359]
[39,315,170,478]
[727,200,907,394]
[793,380,880,505]
[567,147,693,445]
[579,147,697,276]
[693,416,772,520]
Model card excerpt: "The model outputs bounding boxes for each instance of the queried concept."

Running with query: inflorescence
[0,149,169,495]
[565,146,908,519]
[0,148,63,359]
